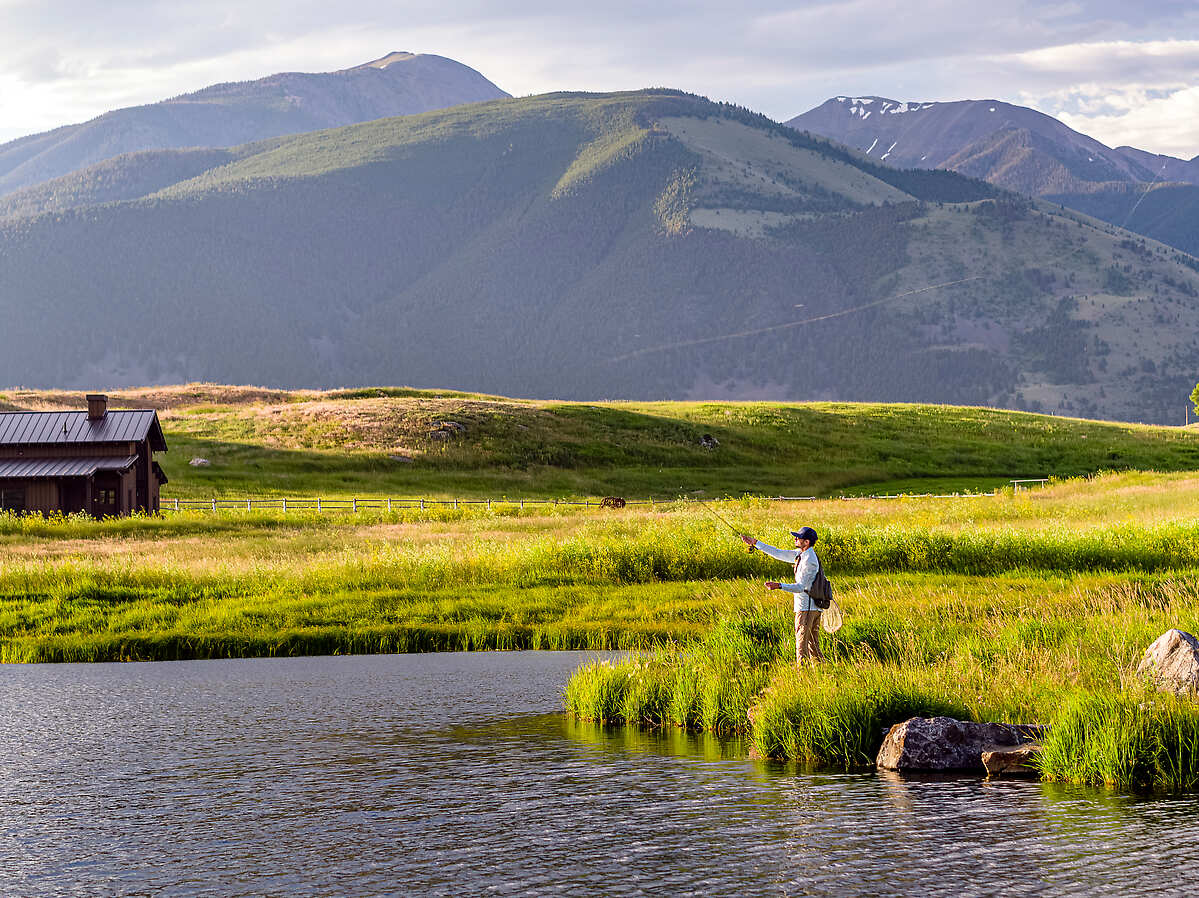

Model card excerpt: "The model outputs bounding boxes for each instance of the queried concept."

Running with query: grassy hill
[8,384,1199,498]
[1,90,1198,421]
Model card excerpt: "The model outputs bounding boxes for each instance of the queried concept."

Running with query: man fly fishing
[741,527,825,664]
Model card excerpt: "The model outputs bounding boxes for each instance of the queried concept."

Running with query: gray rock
[189,457,210,467]
[981,743,1042,777]
[429,420,466,440]
[699,433,719,450]
[877,717,1046,772]
[1136,629,1199,694]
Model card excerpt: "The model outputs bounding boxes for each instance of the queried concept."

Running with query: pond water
[1,652,1195,896]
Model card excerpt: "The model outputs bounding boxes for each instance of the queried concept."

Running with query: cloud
[0,1,1196,156]
[1053,86,1199,158]
[990,38,1199,85]
[973,39,1199,154]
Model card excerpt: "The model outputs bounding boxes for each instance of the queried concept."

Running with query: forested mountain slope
[2,90,1197,423]
[0,52,508,197]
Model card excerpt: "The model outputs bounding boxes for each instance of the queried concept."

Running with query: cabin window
[0,488,25,512]
[96,489,116,505]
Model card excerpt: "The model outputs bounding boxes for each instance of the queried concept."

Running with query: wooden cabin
[0,394,168,516]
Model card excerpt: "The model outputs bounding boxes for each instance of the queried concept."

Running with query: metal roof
[0,456,137,479]
[0,410,166,451]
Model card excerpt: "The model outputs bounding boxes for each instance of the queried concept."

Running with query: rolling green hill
[8,385,1198,498]
[1,90,1197,422]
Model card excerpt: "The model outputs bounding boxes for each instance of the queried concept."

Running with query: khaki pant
[795,610,824,664]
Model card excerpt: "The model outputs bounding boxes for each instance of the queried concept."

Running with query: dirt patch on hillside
[204,397,549,451]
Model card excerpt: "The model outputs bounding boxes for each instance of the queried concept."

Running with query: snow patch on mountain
[837,96,936,118]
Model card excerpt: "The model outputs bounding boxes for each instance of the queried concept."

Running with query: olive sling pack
[796,554,833,610]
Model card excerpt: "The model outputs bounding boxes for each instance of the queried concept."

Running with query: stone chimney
[86,394,108,420]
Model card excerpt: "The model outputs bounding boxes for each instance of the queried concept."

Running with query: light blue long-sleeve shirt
[754,540,821,613]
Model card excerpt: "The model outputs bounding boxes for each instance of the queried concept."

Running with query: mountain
[1,89,1198,424]
[0,52,509,197]
[788,97,1199,191]
[787,97,1199,256]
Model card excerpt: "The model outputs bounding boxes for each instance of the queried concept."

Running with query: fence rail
[161,496,651,512]
[158,488,1022,514]
[1010,478,1051,491]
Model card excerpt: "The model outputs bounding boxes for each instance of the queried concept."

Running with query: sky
[2,0,1199,158]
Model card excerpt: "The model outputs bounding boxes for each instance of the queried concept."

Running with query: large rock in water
[877,717,1046,772]
[981,744,1042,777]
[1136,629,1199,694]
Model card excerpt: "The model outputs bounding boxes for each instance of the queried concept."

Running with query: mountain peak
[789,95,1171,190]
[830,96,939,118]
[353,52,418,70]
[0,52,510,197]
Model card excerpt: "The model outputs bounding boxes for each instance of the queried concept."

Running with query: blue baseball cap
[790,527,818,543]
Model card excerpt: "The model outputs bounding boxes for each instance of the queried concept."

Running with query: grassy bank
[564,572,1199,790]
[556,472,1199,792]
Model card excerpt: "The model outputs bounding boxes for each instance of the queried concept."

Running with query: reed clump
[1039,690,1199,791]
[565,608,786,732]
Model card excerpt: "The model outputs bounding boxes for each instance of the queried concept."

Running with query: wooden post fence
[158,487,1019,515]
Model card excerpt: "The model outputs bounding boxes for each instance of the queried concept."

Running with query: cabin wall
[135,438,153,513]
[148,464,161,512]
[118,468,136,516]
[0,478,58,514]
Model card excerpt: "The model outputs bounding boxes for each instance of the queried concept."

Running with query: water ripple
[0,653,1195,896]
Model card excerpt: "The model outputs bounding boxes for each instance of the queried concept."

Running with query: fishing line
[687,491,740,533]
[686,490,759,555]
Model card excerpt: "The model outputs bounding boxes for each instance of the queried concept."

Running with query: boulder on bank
[877,717,1046,772]
[1136,629,1199,694]
[980,743,1042,777]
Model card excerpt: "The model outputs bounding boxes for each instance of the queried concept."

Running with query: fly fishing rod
[688,490,754,551]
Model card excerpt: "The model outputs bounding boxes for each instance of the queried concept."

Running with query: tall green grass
[564,568,1199,790]
[6,482,1199,666]
[7,514,1199,604]
[565,608,786,732]
[1040,690,1199,791]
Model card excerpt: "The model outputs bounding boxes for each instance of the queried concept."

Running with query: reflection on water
[0,653,1194,896]
[557,716,751,762]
